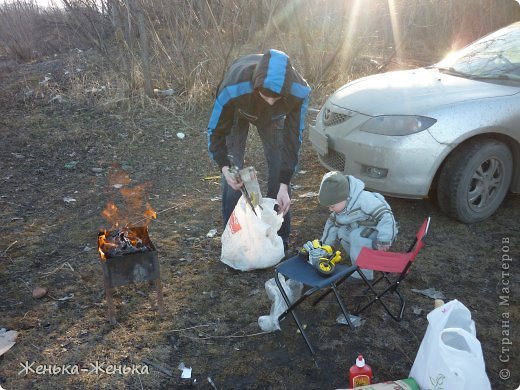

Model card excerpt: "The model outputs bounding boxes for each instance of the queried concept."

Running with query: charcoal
[106,245,150,258]
[101,227,153,259]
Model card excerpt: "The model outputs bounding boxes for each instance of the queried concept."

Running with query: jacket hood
[346,175,365,210]
[252,49,294,98]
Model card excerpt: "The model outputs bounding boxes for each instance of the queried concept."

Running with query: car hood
[331,68,519,116]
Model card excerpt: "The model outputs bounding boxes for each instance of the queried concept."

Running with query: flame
[101,203,120,228]
[98,230,108,261]
[144,202,157,220]
[100,167,156,229]
[98,166,157,261]
[97,227,149,261]
[109,169,132,187]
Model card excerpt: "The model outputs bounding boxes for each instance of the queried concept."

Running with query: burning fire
[98,227,153,261]
[98,167,157,261]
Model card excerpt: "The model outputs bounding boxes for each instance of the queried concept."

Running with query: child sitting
[318,171,398,281]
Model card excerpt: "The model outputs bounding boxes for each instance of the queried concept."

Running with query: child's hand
[375,241,390,251]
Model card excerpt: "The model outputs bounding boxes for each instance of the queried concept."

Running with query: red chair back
[356,217,430,274]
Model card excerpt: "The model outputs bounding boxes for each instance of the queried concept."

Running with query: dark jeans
[222,116,291,246]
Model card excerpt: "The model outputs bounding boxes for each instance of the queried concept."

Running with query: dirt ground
[0,54,518,390]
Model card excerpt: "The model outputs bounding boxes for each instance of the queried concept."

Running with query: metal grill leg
[105,286,117,325]
[155,278,165,317]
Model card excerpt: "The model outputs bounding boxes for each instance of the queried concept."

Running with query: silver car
[309,22,520,223]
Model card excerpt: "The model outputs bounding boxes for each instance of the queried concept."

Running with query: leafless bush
[0,1,46,61]
[1,0,519,110]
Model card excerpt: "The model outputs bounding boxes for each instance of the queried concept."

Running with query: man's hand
[276,183,291,216]
[222,166,243,190]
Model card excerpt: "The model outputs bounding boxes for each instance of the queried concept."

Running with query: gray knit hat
[318,171,349,206]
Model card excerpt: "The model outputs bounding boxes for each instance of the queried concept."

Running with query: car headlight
[360,115,437,136]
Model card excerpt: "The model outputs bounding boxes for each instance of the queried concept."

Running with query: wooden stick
[3,240,17,253]
[141,359,173,377]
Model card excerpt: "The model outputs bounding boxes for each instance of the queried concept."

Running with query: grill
[323,108,351,127]
[318,149,346,172]
[98,226,165,324]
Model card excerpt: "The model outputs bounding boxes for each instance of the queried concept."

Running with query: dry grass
[0,44,519,388]
[1,0,519,111]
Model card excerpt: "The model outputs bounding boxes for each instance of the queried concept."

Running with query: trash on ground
[154,88,175,97]
[298,191,319,198]
[178,362,192,379]
[411,287,445,300]
[434,299,445,308]
[336,313,365,328]
[258,275,303,332]
[208,376,218,390]
[50,95,64,103]
[39,76,51,85]
[86,86,106,94]
[411,306,423,315]
[176,132,185,139]
[63,197,76,203]
[0,329,18,357]
[57,293,74,301]
[64,161,78,169]
[206,228,217,238]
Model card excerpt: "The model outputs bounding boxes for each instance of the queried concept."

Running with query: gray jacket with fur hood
[207,49,310,185]
[321,175,398,248]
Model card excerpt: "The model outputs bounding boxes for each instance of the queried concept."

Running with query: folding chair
[274,254,358,355]
[351,217,431,321]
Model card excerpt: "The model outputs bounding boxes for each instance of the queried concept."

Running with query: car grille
[318,149,345,172]
[322,108,351,127]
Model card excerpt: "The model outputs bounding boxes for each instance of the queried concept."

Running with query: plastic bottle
[349,354,373,388]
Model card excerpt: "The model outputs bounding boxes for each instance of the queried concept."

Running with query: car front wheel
[437,139,513,223]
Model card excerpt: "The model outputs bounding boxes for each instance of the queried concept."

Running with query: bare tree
[131,0,152,97]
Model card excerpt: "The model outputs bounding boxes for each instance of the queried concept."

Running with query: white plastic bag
[258,275,303,332]
[220,196,284,271]
[410,299,491,390]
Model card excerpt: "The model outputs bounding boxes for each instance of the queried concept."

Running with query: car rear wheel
[437,139,513,223]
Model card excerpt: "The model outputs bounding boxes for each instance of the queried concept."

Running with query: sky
[34,0,59,7]
[0,0,60,7]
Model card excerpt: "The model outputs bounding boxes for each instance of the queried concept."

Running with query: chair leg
[274,273,316,355]
[331,286,354,329]
[354,276,406,322]
[379,289,405,322]
[312,270,356,307]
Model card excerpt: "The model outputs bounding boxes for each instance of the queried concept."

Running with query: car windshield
[435,23,520,81]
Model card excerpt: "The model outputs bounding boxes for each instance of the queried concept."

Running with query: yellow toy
[300,240,342,275]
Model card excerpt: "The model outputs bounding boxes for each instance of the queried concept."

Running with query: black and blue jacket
[207,49,311,185]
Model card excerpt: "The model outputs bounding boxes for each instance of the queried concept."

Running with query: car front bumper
[309,123,448,198]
